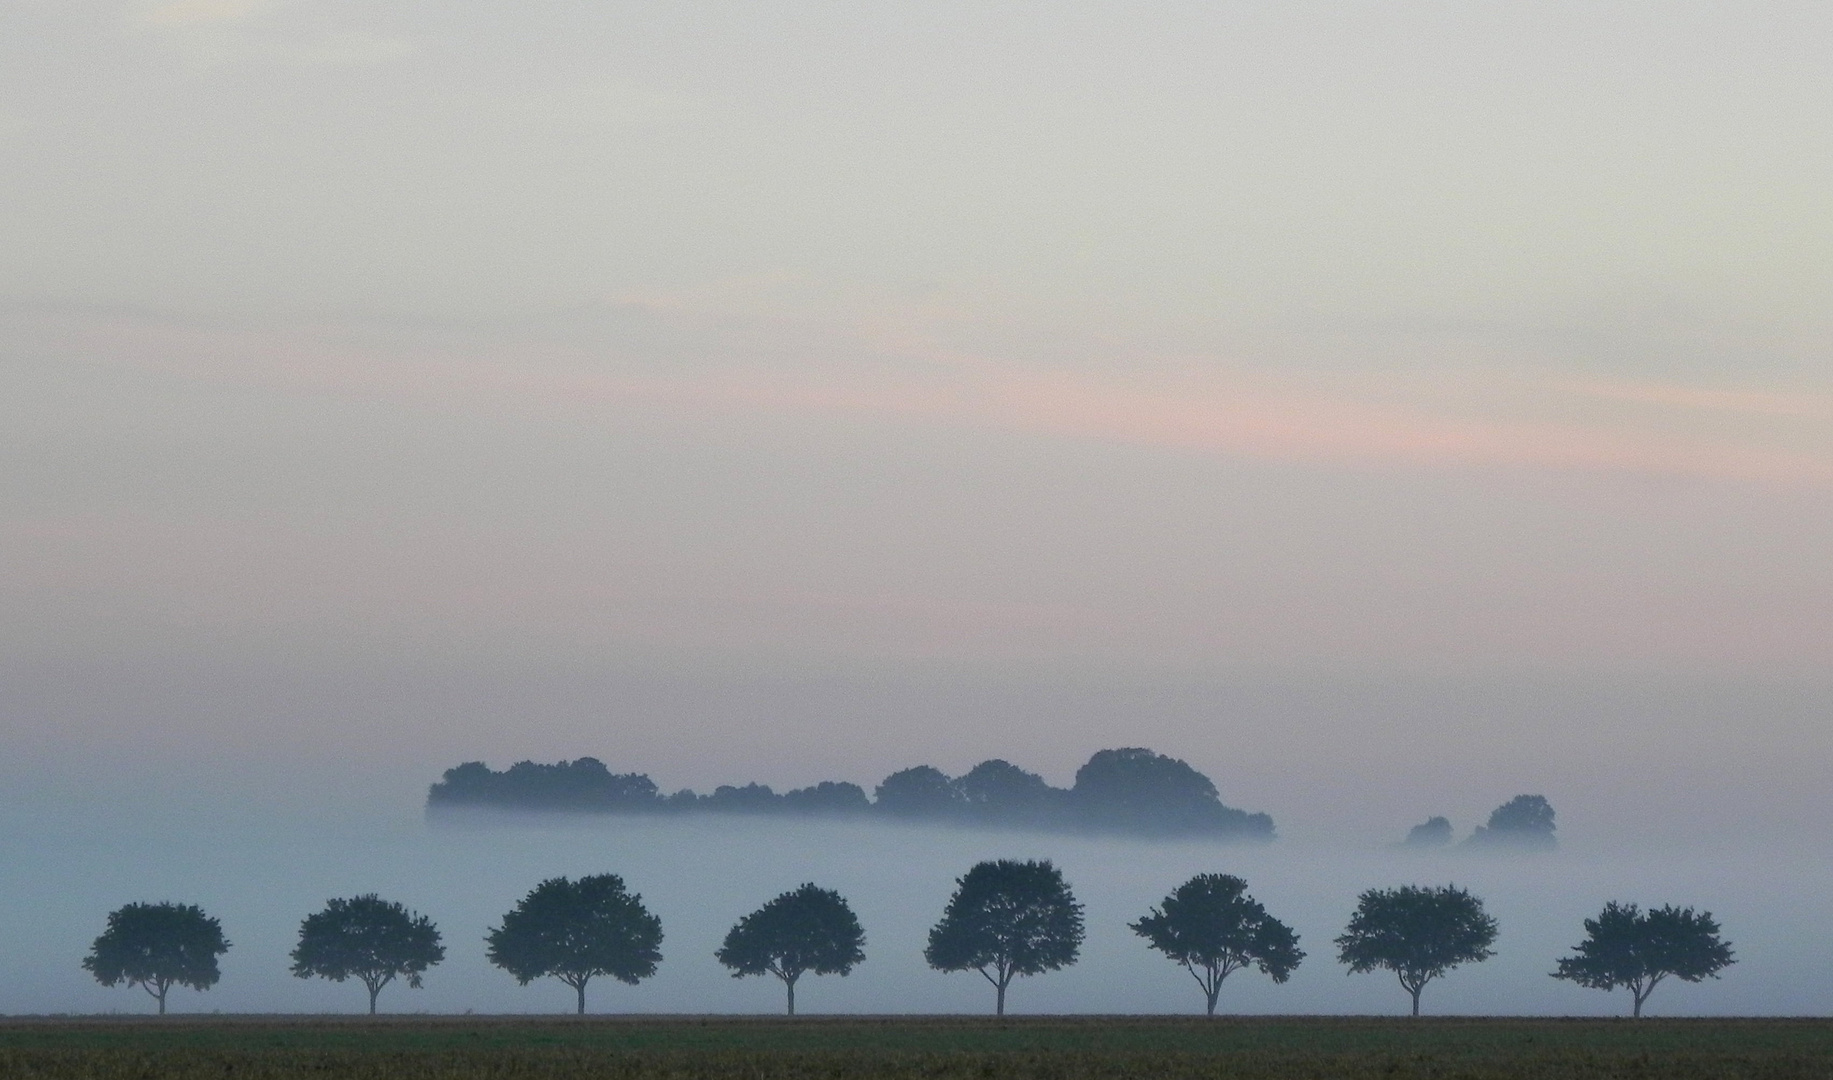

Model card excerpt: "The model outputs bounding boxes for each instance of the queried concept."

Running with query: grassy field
[2,1015,1830,1079]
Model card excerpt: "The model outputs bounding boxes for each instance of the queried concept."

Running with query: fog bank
[3,782,1828,1017]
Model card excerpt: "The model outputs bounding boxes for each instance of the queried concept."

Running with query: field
[3,1016,1832,1079]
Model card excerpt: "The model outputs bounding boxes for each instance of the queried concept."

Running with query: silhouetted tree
[704,783,783,813]
[289,894,444,1014]
[956,759,1061,825]
[425,751,1275,837]
[1132,874,1304,1016]
[874,766,964,819]
[428,758,660,811]
[486,874,662,1014]
[83,902,229,1014]
[780,782,872,816]
[716,883,866,1015]
[925,859,1083,1015]
[1552,902,1734,1017]
[1400,816,1453,848]
[1336,884,1498,1016]
[1070,748,1273,838]
[1465,795,1556,851]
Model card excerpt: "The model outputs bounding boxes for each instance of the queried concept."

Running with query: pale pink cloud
[1557,376,1833,420]
[22,306,1833,487]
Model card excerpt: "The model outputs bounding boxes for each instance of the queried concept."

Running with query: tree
[1131,874,1304,1016]
[955,759,1061,826]
[703,782,783,813]
[1069,748,1273,839]
[486,874,663,1014]
[1465,795,1557,851]
[874,766,963,819]
[83,902,230,1015]
[924,859,1083,1015]
[427,758,660,812]
[1335,884,1498,1016]
[779,782,872,816]
[1552,902,1734,1017]
[290,894,445,1014]
[1400,816,1453,848]
[716,883,866,1015]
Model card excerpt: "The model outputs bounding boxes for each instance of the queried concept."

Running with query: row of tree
[427,748,1275,840]
[86,862,1730,1018]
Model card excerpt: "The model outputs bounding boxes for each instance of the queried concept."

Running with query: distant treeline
[426,747,1275,841]
[1398,795,1559,852]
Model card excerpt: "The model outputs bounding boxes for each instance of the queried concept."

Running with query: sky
[1,1,1831,849]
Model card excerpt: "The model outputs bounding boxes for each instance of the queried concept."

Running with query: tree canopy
[1335,884,1498,1016]
[426,747,1274,840]
[924,859,1084,1015]
[1552,901,1734,1017]
[486,874,663,1014]
[1400,816,1453,848]
[1465,795,1557,851]
[1131,873,1304,1016]
[873,766,964,818]
[715,883,866,1015]
[956,759,1060,824]
[779,781,872,816]
[289,894,445,1014]
[1068,748,1270,837]
[82,902,230,1015]
[429,758,659,812]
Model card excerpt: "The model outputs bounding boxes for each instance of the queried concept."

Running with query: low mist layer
[3,789,1828,1018]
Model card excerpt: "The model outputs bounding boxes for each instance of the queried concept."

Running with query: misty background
[1,1,1829,1014]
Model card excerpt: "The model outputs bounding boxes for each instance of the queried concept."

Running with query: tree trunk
[1410,987,1422,1017]
[156,986,168,1016]
[576,979,588,1015]
[995,979,1006,1017]
[368,982,380,1015]
[1205,985,1220,1017]
[786,976,796,1017]
[1633,991,1644,1019]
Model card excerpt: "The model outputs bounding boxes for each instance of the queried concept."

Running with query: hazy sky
[2,2,1829,840]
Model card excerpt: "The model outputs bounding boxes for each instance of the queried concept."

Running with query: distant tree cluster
[427,747,1275,841]
[81,872,1736,1018]
[1397,795,1559,852]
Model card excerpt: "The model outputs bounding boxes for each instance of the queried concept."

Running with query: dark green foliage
[486,874,663,1014]
[1465,795,1557,851]
[290,894,445,1014]
[874,765,965,818]
[1400,816,1453,848]
[716,883,866,1015]
[1552,901,1735,1017]
[81,902,230,1015]
[1131,874,1304,1016]
[8,1016,1833,1079]
[1336,884,1499,1016]
[925,859,1084,1016]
